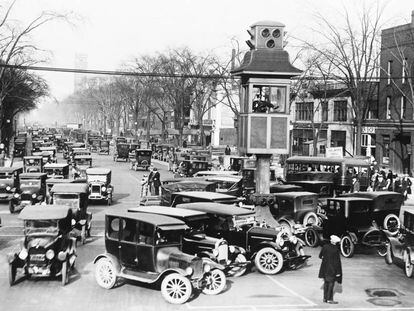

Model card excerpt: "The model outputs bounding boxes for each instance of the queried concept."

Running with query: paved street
[0,152,413,311]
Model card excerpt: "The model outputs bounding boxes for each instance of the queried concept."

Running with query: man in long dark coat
[152,167,161,195]
[318,235,342,304]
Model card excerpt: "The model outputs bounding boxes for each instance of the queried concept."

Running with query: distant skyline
[7,0,414,104]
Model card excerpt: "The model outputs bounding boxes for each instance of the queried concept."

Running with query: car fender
[197,251,216,261]
[347,232,358,244]
[7,252,18,264]
[201,257,225,270]
[361,228,388,246]
[406,247,414,264]
[252,241,280,258]
[93,253,121,274]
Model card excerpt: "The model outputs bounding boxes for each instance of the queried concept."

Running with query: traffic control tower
[231,20,302,195]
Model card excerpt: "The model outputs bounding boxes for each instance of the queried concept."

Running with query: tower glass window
[387,60,392,85]
[386,97,391,120]
[252,85,286,113]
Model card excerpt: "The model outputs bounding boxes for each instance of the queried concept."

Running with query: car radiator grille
[21,194,32,201]
[91,185,100,193]
[217,244,228,262]
[29,248,46,264]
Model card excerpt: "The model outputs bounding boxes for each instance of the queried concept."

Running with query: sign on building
[326,147,343,158]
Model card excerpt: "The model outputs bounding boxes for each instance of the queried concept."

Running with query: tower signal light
[246,29,255,50]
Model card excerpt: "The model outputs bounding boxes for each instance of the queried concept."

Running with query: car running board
[120,268,160,284]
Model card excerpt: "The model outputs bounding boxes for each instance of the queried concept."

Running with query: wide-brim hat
[330,235,341,244]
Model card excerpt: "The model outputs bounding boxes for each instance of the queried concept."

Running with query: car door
[136,221,156,272]
[119,217,139,268]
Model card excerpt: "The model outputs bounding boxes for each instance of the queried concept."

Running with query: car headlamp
[19,248,28,260]
[46,249,55,260]
[185,267,193,276]
[6,186,11,191]
[279,239,285,247]
[32,193,37,199]
[213,249,219,257]
[203,264,211,273]
[58,251,66,261]
[14,193,20,198]
[102,186,107,192]
[229,245,235,253]
[289,236,298,244]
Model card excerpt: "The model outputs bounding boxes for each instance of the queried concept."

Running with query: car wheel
[304,227,319,248]
[228,254,248,277]
[278,219,293,234]
[202,269,226,295]
[254,247,284,275]
[340,235,355,258]
[383,214,400,234]
[9,263,17,286]
[9,201,15,214]
[377,244,388,257]
[385,243,393,265]
[61,260,68,286]
[161,273,192,304]
[404,251,413,278]
[95,258,117,289]
[303,212,319,226]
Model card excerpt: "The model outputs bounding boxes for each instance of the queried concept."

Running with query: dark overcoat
[318,243,342,283]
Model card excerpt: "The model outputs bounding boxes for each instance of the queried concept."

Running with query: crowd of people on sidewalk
[367,168,412,199]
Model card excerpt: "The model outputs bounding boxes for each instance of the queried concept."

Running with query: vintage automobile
[161,181,217,206]
[86,168,113,205]
[340,191,403,232]
[62,141,74,159]
[44,163,70,179]
[23,156,44,173]
[46,178,76,204]
[270,191,320,229]
[269,183,303,193]
[8,205,77,286]
[177,202,310,275]
[72,155,93,179]
[205,175,243,197]
[179,160,209,177]
[229,156,250,172]
[9,173,47,213]
[130,149,152,171]
[39,146,57,163]
[94,210,227,304]
[170,191,241,207]
[114,143,129,162]
[67,145,88,164]
[0,167,23,202]
[128,143,139,160]
[90,139,101,152]
[193,170,239,177]
[31,140,43,154]
[99,140,110,155]
[320,196,392,257]
[50,183,91,244]
[385,210,414,278]
[13,138,27,158]
[129,206,249,277]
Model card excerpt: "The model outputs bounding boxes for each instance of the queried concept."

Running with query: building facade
[371,11,414,174]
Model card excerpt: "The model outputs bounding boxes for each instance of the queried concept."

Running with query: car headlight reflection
[203,264,211,273]
[14,193,19,198]
[6,186,11,191]
[32,193,37,199]
[102,186,107,192]
[46,249,55,260]
[19,249,28,260]
[185,267,193,276]
[229,245,235,253]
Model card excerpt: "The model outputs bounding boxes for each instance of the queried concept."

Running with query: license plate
[30,254,45,261]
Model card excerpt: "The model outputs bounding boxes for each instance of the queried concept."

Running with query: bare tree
[301,3,384,155]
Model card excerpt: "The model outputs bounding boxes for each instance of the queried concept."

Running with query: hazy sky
[7,0,414,103]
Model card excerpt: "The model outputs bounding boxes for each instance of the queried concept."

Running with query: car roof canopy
[177,202,254,216]
[173,191,237,200]
[106,209,188,230]
[20,172,47,179]
[128,206,207,218]
[19,204,72,220]
[51,183,89,194]
[86,167,111,175]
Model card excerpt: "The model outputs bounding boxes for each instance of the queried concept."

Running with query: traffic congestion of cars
[2,128,413,305]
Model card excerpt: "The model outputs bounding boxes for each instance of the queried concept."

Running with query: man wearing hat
[318,235,342,304]
[152,167,161,195]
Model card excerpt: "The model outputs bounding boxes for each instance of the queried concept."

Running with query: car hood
[156,246,199,270]
[0,179,13,188]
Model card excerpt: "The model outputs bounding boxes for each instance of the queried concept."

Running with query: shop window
[321,101,328,122]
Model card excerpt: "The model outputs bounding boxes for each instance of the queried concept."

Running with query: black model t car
[86,168,113,205]
[114,143,129,162]
[94,210,227,304]
[8,205,77,286]
[23,156,44,173]
[385,211,414,278]
[131,149,152,171]
[50,183,91,244]
[0,167,23,202]
[177,202,310,275]
[131,206,249,277]
[44,163,70,179]
[9,172,47,213]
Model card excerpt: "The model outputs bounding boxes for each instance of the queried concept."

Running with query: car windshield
[26,159,41,166]
[24,219,59,235]
[54,194,80,209]
[215,181,235,191]
[156,229,182,245]
[231,214,256,229]
[185,215,210,233]
[45,168,63,175]
[87,174,107,183]
[75,159,91,166]
[20,179,41,187]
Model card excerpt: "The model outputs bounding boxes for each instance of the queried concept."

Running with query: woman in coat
[319,235,342,304]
